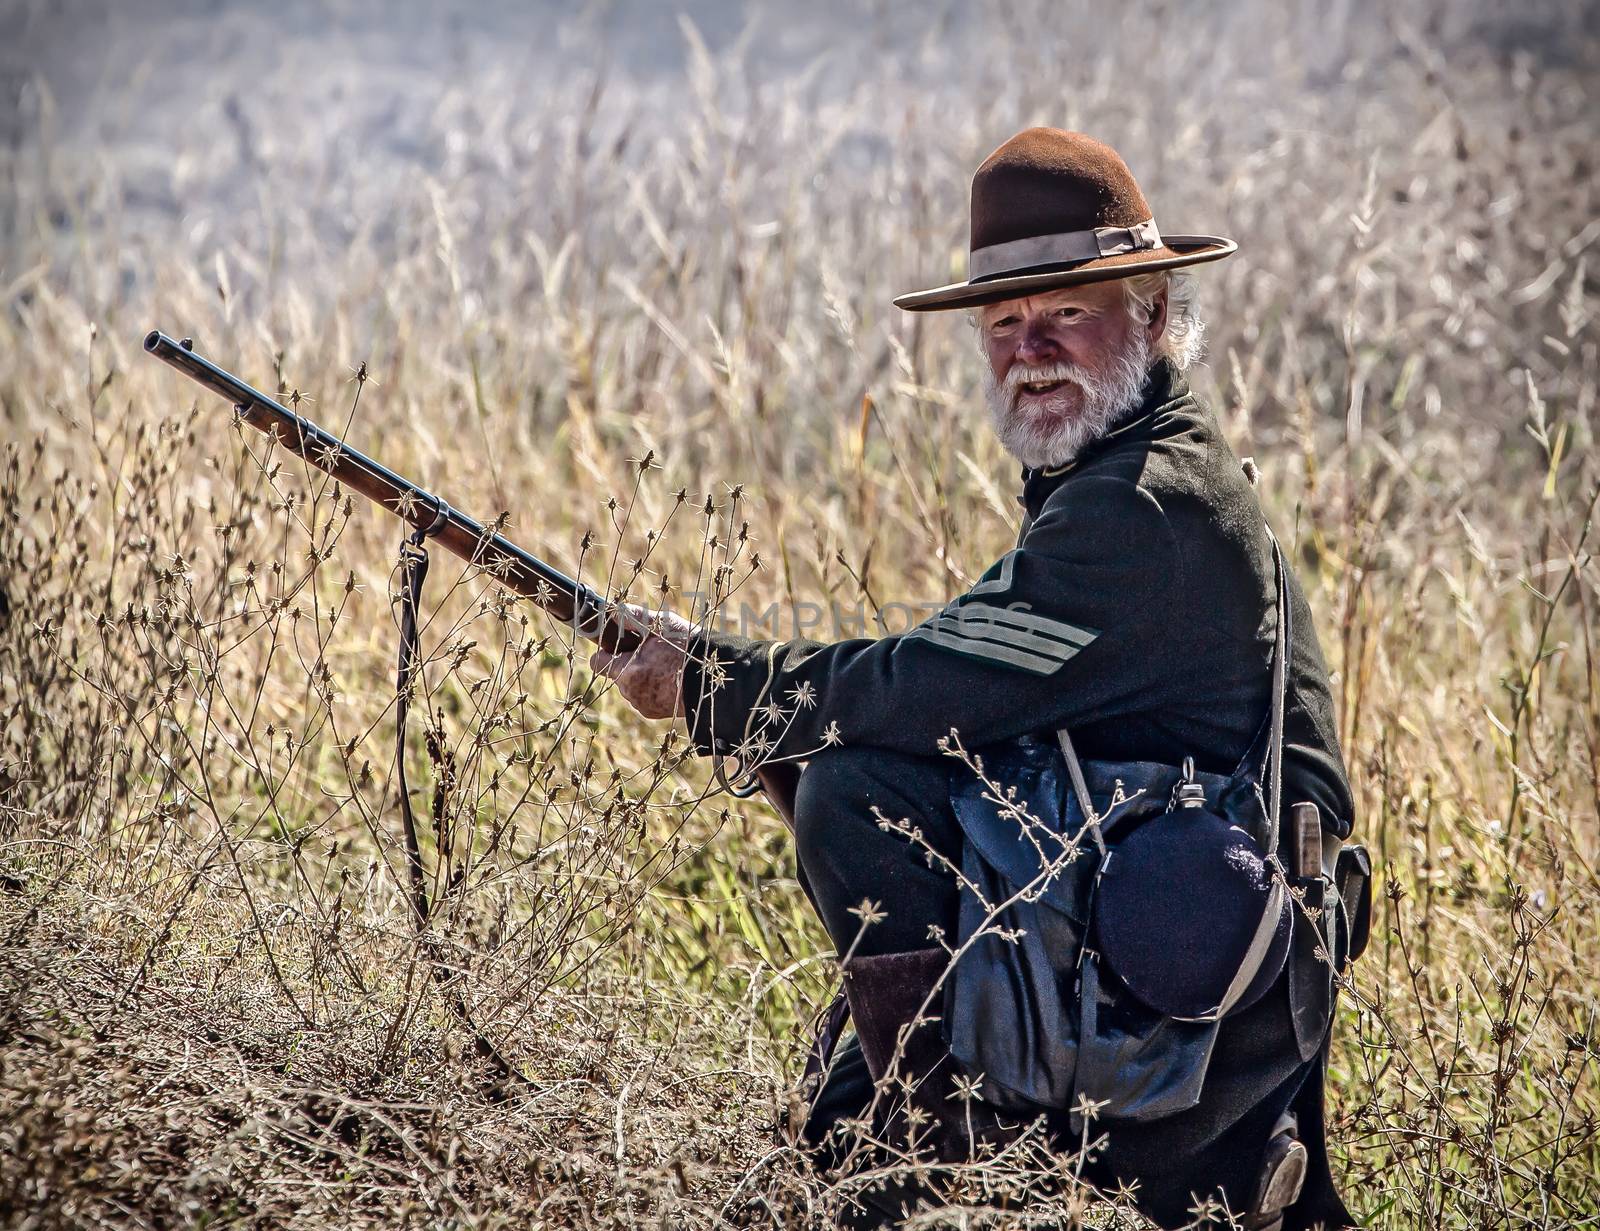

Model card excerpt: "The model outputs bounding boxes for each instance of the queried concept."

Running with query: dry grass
[2,0,1598,1226]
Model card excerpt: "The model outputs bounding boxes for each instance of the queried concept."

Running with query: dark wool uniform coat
[682,357,1354,841]
[679,358,1357,1227]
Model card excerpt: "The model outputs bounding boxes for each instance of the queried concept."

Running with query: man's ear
[1145,283,1170,346]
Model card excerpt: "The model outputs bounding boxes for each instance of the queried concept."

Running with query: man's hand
[589,605,694,721]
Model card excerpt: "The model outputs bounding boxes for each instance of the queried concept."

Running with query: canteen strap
[1261,528,1290,858]
[1213,876,1287,1019]
[1056,524,1293,1024]
[1230,529,1292,780]
[1056,727,1107,855]
[1058,524,1292,858]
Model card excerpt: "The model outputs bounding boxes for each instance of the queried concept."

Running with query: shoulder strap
[1260,529,1289,857]
[1057,727,1108,855]
[1056,525,1292,1022]
[1057,524,1290,858]
[1230,528,1293,770]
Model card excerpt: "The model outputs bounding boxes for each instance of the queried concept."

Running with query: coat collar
[1017,358,1189,517]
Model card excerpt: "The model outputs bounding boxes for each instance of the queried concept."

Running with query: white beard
[983,331,1153,470]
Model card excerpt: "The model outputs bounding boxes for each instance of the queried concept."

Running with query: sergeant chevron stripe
[905,601,1098,675]
[970,551,1020,596]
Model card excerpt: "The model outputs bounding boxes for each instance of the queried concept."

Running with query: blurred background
[2,1,1597,1227]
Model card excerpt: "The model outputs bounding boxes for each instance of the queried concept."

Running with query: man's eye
[990,317,1019,332]
[1054,307,1082,320]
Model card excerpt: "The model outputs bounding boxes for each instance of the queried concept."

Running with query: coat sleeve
[680,476,1181,761]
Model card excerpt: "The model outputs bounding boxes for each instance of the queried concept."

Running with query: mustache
[1002,361,1095,393]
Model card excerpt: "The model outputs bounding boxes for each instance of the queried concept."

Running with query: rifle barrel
[143,330,638,650]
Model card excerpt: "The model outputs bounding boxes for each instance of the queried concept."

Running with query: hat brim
[893,234,1237,312]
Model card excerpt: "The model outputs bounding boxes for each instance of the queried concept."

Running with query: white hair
[1122,270,1205,371]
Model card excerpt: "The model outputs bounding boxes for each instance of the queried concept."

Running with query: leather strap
[1056,521,1291,1020]
[1228,530,1293,784]
[1057,727,1108,855]
[1214,878,1287,1019]
[394,518,528,1093]
[395,539,433,925]
[1261,529,1290,858]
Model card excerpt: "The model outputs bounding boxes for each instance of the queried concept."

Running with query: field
[2,0,1598,1226]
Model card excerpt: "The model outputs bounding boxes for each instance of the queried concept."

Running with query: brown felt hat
[895,127,1236,312]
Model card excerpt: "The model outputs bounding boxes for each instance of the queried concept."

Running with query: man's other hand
[589,605,693,721]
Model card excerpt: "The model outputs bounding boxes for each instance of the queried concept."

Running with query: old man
[593,128,1362,1230]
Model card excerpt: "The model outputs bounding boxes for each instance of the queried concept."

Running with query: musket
[142,330,800,822]
[144,330,629,649]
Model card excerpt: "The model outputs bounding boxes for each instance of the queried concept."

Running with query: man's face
[977,279,1164,469]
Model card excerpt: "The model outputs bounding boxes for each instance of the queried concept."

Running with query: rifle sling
[395,517,529,1095]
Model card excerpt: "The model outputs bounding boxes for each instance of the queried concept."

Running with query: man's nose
[1015,324,1060,366]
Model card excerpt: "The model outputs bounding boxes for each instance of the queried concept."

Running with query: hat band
[969,217,1161,282]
